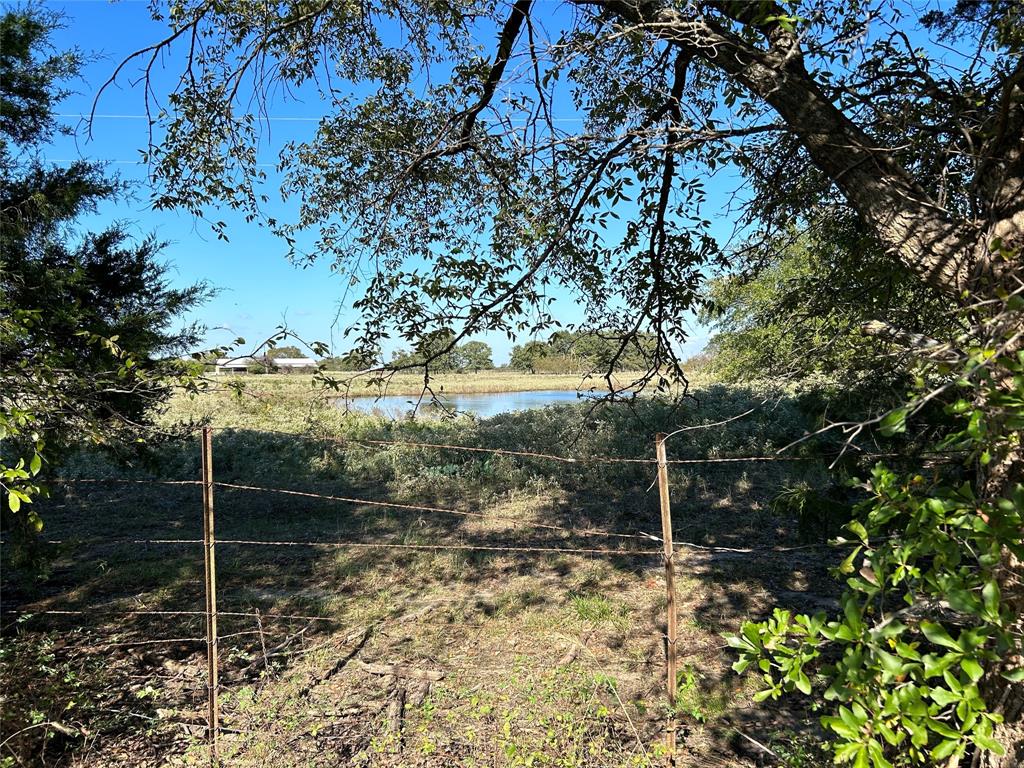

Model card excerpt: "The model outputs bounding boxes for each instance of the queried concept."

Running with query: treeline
[508,331,655,374]
[322,340,494,373]
[325,331,655,375]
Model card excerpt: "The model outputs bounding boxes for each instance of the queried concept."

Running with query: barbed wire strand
[52,478,202,486]
[211,426,966,465]
[4,608,340,623]
[176,538,659,557]
[26,531,834,555]
[213,480,657,542]
[43,479,841,552]
[211,427,822,465]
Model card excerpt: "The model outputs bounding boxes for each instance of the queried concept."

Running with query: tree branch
[591,0,993,299]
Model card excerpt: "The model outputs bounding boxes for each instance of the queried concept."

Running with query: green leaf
[973,733,1006,755]
[982,580,999,618]
[876,649,904,676]
[931,737,962,762]
[7,493,20,513]
[879,407,909,436]
[928,717,962,739]
[961,658,984,683]
[822,716,858,741]
[930,687,962,707]
[846,520,869,544]
[794,669,812,695]
[920,622,961,651]
[838,545,862,575]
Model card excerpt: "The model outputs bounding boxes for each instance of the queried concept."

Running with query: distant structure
[213,356,260,375]
[213,357,318,375]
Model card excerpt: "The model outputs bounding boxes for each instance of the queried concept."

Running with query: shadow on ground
[2,393,868,767]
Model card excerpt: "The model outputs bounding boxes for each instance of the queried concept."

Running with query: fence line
[53,478,202,486]
[11,607,631,631]
[211,426,823,465]
[40,477,842,554]
[213,480,658,542]
[5,610,674,658]
[12,426,885,766]
[208,538,661,557]
[27,533,836,556]
[74,636,207,650]
[210,425,959,466]
[4,608,344,623]
[24,535,658,556]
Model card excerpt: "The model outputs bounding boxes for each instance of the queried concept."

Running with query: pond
[332,389,587,419]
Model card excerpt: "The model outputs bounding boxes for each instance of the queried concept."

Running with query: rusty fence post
[201,426,220,766]
[655,433,677,762]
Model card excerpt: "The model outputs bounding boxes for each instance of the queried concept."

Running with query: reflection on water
[332,389,586,418]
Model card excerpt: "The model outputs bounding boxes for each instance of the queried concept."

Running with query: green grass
[1,378,851,767]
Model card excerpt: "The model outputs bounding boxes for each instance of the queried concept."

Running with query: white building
[213,356,261,374]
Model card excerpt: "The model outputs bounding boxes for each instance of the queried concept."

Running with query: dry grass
[211,370,659,397]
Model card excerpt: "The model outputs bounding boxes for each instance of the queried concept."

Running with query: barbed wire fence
[3,426,938,766]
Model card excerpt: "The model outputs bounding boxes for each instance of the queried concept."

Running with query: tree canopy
[509,330,657,373]
[700,215,957,394]
[389,338,495,373]
[1,7,208,545]
[102,0,1023,763]
[101,0,1022,394]
[265,344,305,359]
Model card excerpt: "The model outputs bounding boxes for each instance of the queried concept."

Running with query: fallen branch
[354,660,445,681]
[297,627,372,699]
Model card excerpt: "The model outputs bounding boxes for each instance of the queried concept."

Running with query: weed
[568,591,630,631]
[765,729,829,767]
[674,665,729,724]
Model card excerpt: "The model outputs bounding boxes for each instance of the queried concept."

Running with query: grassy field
[213,370,659,397]
[2,380,859,767]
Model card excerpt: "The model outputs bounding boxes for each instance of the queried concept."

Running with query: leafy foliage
[728,319,1024,767]
[0,7,209,546]
[508,331,656,374]
[702,218,954,394]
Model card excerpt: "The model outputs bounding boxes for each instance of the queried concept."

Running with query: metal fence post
[201,426,220,766]
[655,433,677,762]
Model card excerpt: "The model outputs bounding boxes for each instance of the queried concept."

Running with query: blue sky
[41,0,717,364]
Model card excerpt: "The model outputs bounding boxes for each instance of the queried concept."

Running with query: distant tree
[509,332,654,374]
[322,345,381,371]
[265,344,303,359]
[508,340,548,373]
[455,341,493,372]
[0,8,208,548]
